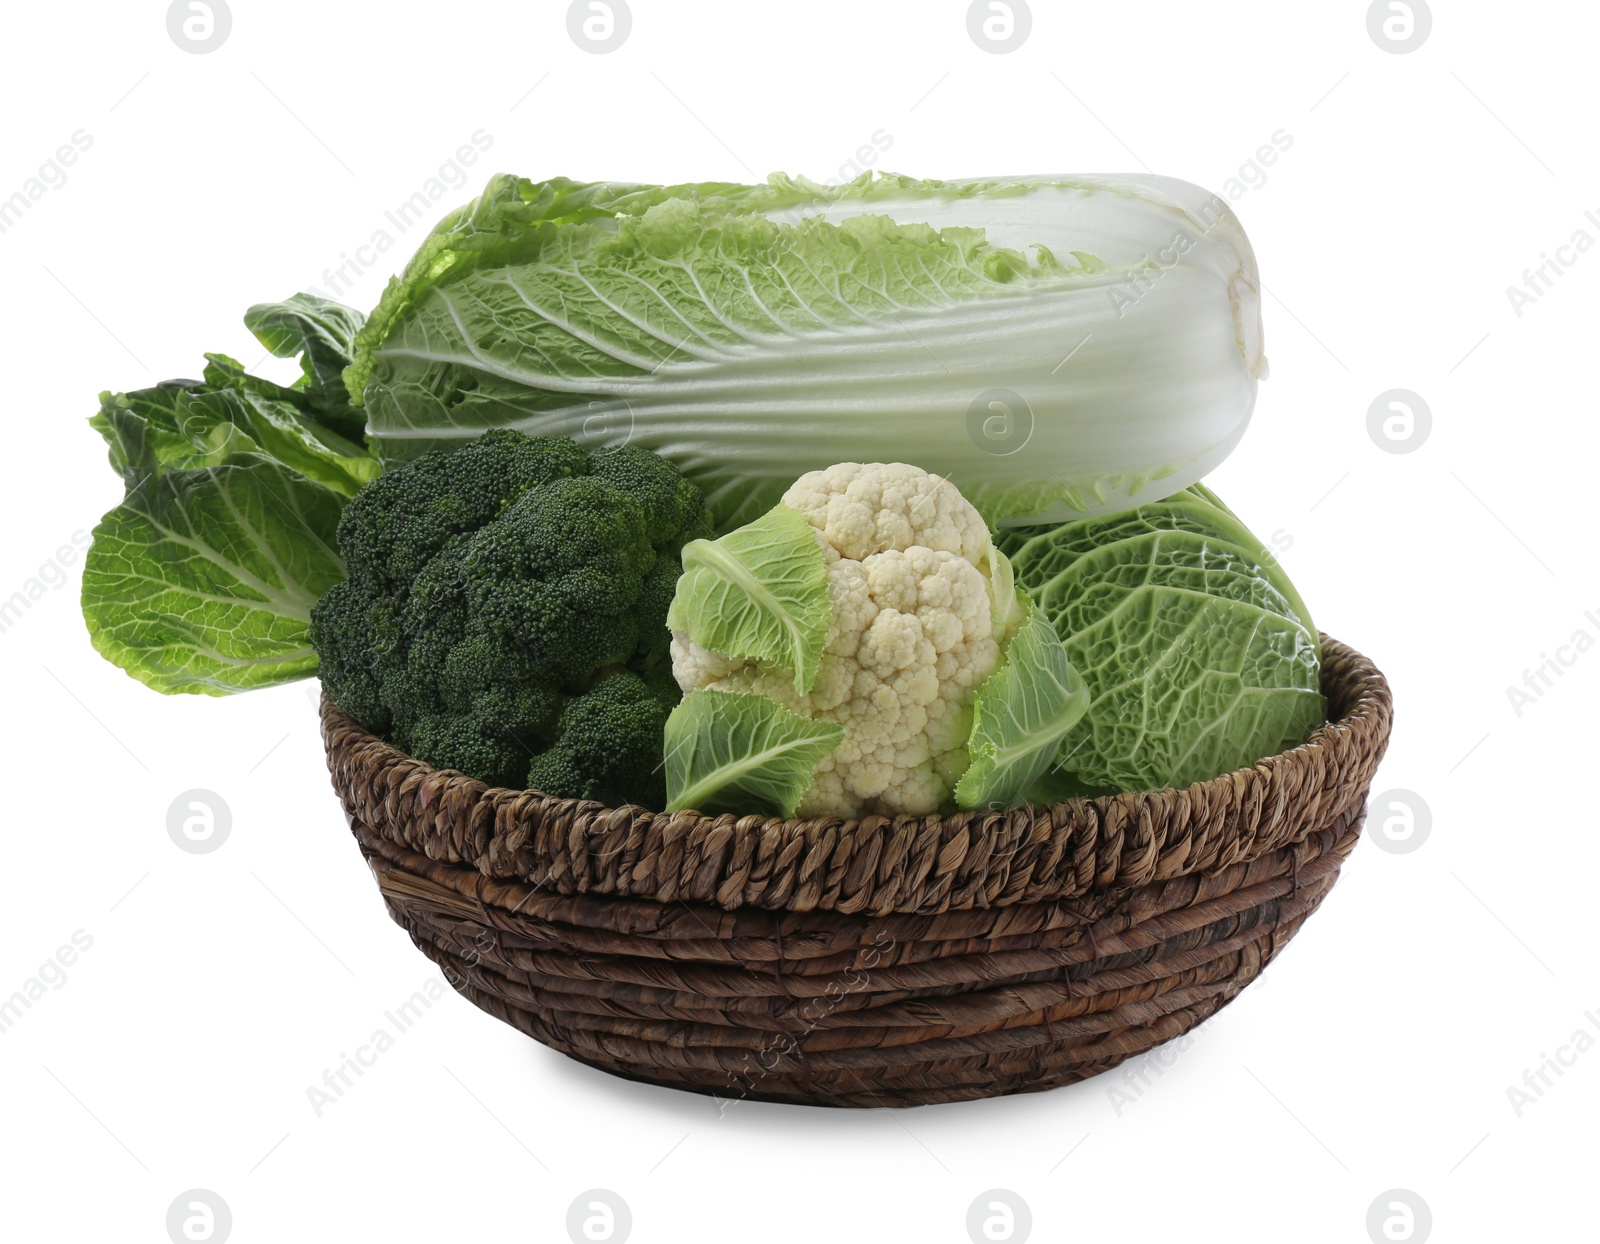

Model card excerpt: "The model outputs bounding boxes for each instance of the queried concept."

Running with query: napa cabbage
[347,171,1265,532]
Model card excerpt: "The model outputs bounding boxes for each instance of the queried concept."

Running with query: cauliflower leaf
[668,504,832,694]
[955,606,1089,811]
[664,690,844,817]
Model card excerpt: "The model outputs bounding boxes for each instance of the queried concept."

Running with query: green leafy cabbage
[83,296,373,695]
[1000,485,1324,793]
[83,460,348,694]
[240,292,368,444]
[348,171,1265,531]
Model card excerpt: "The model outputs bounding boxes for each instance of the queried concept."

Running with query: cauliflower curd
[671,462,1019,817]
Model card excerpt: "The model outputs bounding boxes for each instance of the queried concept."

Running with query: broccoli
[525,672,671,807]
[311,430,707,807]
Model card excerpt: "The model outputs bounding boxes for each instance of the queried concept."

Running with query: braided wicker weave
[322,635,1390,1107]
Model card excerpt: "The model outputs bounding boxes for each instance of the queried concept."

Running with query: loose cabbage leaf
[667,504,832,693]
[241,293,369,443]
[83,458,347,694]
[664,690,844,817]
[83,295,371,695]
[91,382,249,483]
[1001,486,1324,792]
[956,606,1090,811]
[92,380,377,499]
[349,171,1265,531]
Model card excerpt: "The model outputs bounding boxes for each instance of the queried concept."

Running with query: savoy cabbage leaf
[1001,486,1324,792]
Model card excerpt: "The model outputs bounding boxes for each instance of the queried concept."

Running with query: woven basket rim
[321,633,1391,914]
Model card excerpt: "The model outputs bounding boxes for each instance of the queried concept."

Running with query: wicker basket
[321,635,1391,1108]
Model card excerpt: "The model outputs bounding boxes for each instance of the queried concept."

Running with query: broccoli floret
[308,578,398,734]
[525,672,670,807]
[463,475,654,679]
[437,633,537,715]
[310,431,699,805]
[403,712,528,789]
[335,430,587,592]
[470,684,564,745]
[588,444,708,548]
[633,553,685,668]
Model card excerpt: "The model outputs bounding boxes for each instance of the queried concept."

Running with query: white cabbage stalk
[351,172,1265,529]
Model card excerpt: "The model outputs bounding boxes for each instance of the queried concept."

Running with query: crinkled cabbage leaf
[1001,485,1324,793]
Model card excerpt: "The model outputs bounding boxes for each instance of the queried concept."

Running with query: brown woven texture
[323,635,1391,1107]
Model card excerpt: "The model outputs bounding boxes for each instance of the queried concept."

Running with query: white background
[1,1,1594,1240]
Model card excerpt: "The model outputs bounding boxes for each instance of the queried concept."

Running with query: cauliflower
[670,462,1020,817]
